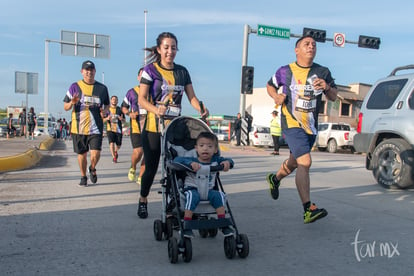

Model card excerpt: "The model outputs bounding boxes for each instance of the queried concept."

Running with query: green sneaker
[266,173,280,200]
[128,168,136,182]
[304,203,328,224]
[136,177,142,186]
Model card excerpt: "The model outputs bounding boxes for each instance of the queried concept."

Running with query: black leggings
[272,135,280,151]
[140,130,161,198]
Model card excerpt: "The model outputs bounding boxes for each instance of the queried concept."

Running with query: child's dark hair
[196,131,218,146]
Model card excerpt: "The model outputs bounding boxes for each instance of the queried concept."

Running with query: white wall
[245,87,280,127]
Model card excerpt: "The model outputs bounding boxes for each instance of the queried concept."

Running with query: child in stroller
[153,116,249,263]
[173,131,234,238]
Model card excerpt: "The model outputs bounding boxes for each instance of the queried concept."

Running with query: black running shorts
[72,134,103,154]
[107,131,122,146]
[130,133,143,149]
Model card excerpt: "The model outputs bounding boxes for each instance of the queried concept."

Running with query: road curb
[0,149,42,172]
[39,137,56,150]
[0,137,55,173]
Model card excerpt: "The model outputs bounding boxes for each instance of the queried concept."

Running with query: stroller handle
[167,162,231,172]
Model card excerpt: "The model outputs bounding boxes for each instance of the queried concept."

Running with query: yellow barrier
[39,137,56,150]
[0,149,42,172]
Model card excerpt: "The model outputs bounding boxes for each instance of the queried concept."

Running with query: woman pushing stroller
[137,32,209,218]
[173,131,234,238]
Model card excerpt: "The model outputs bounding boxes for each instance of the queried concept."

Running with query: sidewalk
[0,135,56,172]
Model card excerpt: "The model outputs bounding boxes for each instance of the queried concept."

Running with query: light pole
[144,10,148,65]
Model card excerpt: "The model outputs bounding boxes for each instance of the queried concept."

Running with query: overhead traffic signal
[241,66,254,94]
[303,27,326,43]
[358,35,381,49]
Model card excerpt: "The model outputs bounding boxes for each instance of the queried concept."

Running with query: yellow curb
[0,149,42,173]
[39,137,56,150]
[219,144,229,152]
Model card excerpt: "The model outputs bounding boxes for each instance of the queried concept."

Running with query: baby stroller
[152,116,249,263]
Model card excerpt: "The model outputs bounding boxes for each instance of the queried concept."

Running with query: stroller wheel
[223,236,236,259]
[153,219,163,241]
[198,229,208,238]
[236,233,249,258]
[208,228,218,238]
[168,237,179,264]
[183,238,192,263]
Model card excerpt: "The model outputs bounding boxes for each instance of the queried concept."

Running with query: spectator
[19,108,26,137]
[27,107,37,140]
[7,113,16,139]
[61,118,68,140]
[233,113,241,146]
[270,110,282,155]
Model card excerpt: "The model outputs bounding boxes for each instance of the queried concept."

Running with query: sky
[1,0,413,120]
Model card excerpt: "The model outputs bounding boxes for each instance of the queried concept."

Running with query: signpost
[333,33,346,48]
[257,24,290,39]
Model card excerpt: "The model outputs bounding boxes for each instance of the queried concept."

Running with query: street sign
[15,71,38,94]
[60,30,110,58]
[333,33,345,47]
[257,24,290,39]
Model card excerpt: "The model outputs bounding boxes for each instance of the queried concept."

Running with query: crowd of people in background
[54,118,70,141]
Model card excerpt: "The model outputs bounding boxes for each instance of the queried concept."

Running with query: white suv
[354,65,414,189]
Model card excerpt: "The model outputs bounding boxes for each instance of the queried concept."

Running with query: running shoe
[303,203,328,224]
[136,177,142,186]
[137,201,148,219]
[78,176,88,187]
[128,168,136,182]
[112,157,117,163]
[115,151,118,161]
[89,166,97,184]
[221,227,234,237]
[266,173,280,200]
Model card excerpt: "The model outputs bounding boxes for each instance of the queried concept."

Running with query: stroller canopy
[164,116,212,151]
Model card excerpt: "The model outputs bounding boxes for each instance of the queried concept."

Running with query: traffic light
[241,66,254,94]
[358,35,381,49]
[303,27,326,43]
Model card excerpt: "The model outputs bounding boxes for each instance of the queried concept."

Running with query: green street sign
[257,24,290,39]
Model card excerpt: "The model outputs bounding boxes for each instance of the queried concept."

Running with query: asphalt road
[1,140,414,275]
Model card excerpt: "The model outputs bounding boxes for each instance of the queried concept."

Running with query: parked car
[212,128,229,141]
[249,125,273,147]
[34,120,56,138]
[315,122,356,153]
[354,65,414,189]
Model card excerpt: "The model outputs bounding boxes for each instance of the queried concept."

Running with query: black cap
[82,60,95,70]
[271,110,278,115]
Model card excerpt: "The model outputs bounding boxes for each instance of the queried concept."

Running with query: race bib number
[295,97,317,113]
[139,108,147,115]
[111,114,118,123]
[156,103,181,118]
[83,96,101,107]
